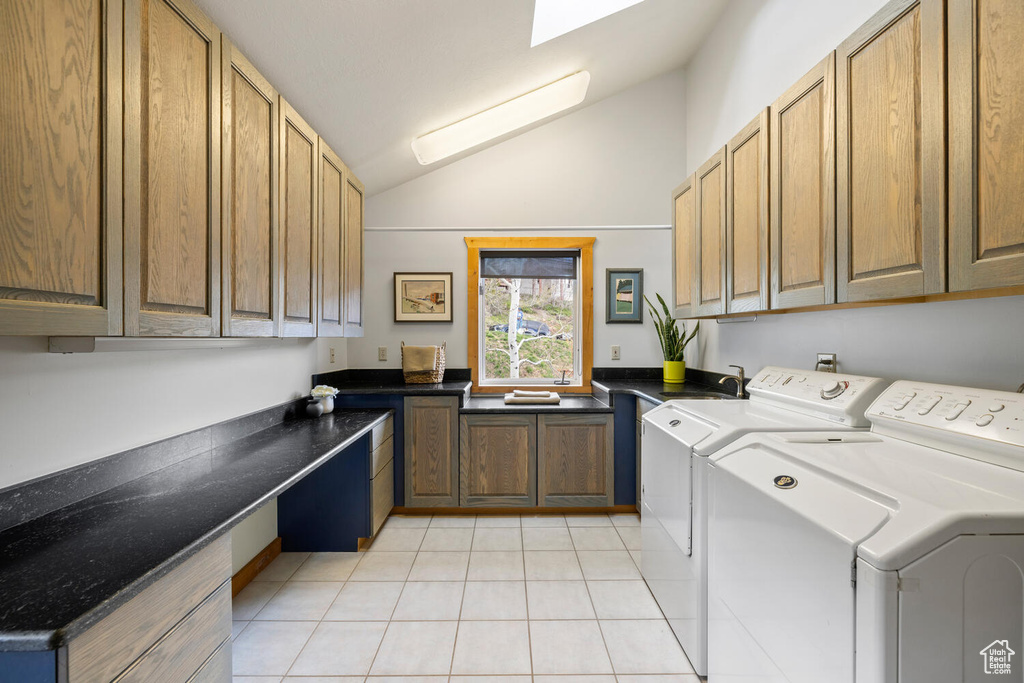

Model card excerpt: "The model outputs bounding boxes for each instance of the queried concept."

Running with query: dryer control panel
[868,381,1024,467]
[746,366,889,426]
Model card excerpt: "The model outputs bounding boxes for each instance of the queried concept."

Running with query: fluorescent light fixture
[531,0,645,47]
[411,71,590,165]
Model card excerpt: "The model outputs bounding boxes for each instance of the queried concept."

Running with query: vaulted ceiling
[194,0,727,195]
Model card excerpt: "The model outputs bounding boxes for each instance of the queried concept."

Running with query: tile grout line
[447,521,476,677]
[521,520,535,678]
[573,515,617,677]
[365,518,427,678]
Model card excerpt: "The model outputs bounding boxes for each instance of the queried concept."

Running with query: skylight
[531,0,645,47]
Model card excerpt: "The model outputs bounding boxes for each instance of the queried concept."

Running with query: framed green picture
[606,268,643,324]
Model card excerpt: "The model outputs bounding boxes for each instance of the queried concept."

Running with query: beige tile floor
[232,512,698,682]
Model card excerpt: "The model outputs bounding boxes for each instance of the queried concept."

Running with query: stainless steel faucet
[719,364,746,398]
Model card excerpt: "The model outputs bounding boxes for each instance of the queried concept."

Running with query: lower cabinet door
[537,414,615,507]
[459,414,537,507]
[404,396,459,507]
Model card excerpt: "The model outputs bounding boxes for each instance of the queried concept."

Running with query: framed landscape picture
[394,272,453,323]
[606,268,643,324]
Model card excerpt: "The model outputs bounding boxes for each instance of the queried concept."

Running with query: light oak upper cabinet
[771,53,837,309]
[279,99,318,337]
[672,175,697,318]
[221,40,279,336]
[344,171,365,337]
[694,148,727,316]
[124,0,221,336]
[0,0,124,336]
[318,140,346,337]
[837,0,946,302]
[949,0,1024,290]
[726,109,770,312]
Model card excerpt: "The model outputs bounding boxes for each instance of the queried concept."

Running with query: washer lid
[649,399,864,456]
[712,442,894,548]
[724,432,1024,571]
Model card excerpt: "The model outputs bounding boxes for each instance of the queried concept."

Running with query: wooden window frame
[466,237,594,394]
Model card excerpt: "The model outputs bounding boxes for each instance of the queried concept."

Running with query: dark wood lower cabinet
[460,414,537,507]
[404,396,459,507]
[537,413,615,507]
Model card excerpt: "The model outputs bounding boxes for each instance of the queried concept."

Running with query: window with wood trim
[466,237,594,393]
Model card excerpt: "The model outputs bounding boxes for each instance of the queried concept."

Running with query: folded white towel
[504,392,561,405]
[513,389,552,398]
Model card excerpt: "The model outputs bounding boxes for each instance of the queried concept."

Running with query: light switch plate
[329,347,336,364]
[611,345,621,361]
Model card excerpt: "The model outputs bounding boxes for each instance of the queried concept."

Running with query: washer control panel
[746,366,889,426]
[869,380,1024,449]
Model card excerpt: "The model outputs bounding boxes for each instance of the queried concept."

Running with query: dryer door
[708,445,891,683]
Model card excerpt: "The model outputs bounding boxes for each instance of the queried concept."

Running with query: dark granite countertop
[0,409,390,651]
[461,395,614,413]
[313,368,471,398]
[591,378,738,406]
[330,379,472,396]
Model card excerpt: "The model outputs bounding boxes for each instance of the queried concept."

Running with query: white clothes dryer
[640,366,888,676]
[707,380,1024,682]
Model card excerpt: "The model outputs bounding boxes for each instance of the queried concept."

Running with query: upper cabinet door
[318,140,346,337]
[837,0,946,302]
[672,175,697,319]
[0,0,123,336]
[771,54,837,309]
[279,98,318,337]
[694,147,727,317]
[949,0,1024,290]
[124,0,221,336]
[344,170,365,337]
[726,109,770,313]
[221,40,279,337]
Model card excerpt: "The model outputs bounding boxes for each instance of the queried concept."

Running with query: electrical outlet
[329,347,336,364]
[611,345,621,361]
[378,346,388,361]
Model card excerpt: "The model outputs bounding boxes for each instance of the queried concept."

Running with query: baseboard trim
[391,505,637,516]
[231,537,282,597]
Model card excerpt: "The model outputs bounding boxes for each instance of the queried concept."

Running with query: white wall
[0,337,335,489]
[367,68,687,228]
[684,0,887,172]
[352,68,689,369]
[348,227,673,369]
[682,0,1024,391]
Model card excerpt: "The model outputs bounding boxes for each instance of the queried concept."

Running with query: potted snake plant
[645,293,700,384]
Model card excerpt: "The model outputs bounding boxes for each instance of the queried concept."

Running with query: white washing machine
[708,381,1024,682]
[640,366,888,676]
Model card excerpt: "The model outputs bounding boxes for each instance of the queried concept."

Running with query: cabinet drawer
[188,637,231,683]
[67,535,230,682]
[115,581,231,683]
[371,417,393,451]
[371,435,393,478]
[371,459,395,536]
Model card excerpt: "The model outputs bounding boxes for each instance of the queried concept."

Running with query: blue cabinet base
[278,435,372,552]
[0,651,56,683]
